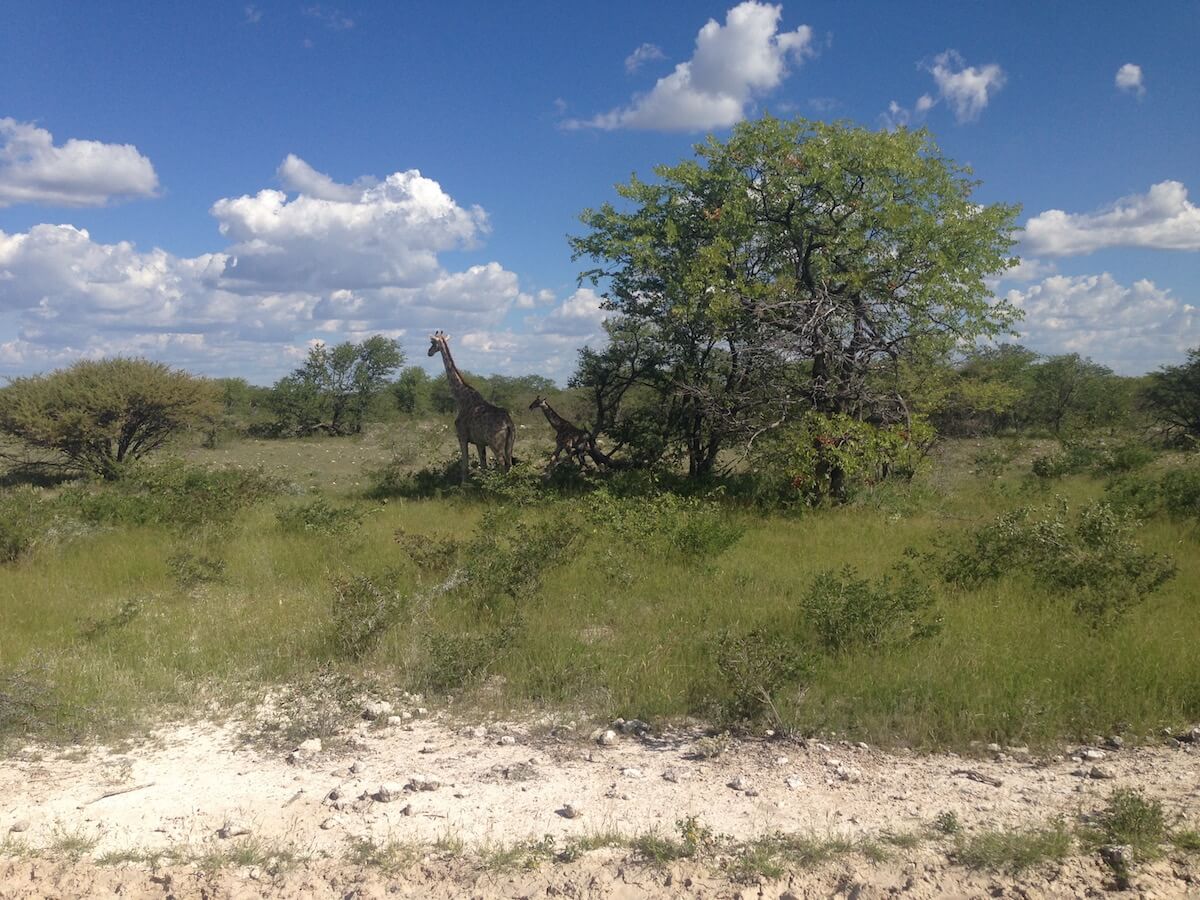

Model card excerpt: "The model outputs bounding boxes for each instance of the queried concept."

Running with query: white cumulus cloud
[568,1,815,132]
[625,42,667,74]
[0,119,159,208]
[926,50,1005,122]
[1115,63,1145,98]
[1006,273,1198,373]
[1023,181,1200,256]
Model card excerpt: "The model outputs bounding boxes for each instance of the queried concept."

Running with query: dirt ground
[2,704,1198,898]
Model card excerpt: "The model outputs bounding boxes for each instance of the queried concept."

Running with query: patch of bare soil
[2,707,1198,898]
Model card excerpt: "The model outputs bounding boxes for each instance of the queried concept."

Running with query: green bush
[1161,467,1200,521]
[460,510,579,608]
[328,572,409,660]
[800,563,942,654]
[0,487,55,563]
[276,497,364,535]
[59,460,281,530]
[1104,472,1164,519]
[393,529,461,573]
[941,499,1177,625]
[584,490,743,559]
[166,550,227,589]
[710,629,808,726]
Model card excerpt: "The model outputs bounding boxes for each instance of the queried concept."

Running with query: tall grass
[1,437,1198,749]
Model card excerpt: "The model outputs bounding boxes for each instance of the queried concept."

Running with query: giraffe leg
[478,444,488,471]
[459,438,470,482]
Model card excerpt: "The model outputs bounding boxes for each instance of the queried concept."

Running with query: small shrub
[584,490,743,560]
[166,550,226,589]
[276,497,364,535]
[933,811,961,836]
[393,529,461,573]
[80,596,146,640]
[954,820,1071,872]
[328,572,408,659]
[1097,442,1156,475]
[1085,788,1166,861]
[940,499,1176,626]
[1161,467,1200,521]
[1104,472,1163,519]
[800,563,941,654]
[421,619,521,692]
[460,510,579,608]
[710,629,807,726]
[0,663,54,736]
[0,487,54,563]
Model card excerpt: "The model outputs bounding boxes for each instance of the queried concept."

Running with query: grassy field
[1,425,1198,751]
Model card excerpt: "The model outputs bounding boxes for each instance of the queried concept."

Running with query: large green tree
[571,115,1021,477]
[0,357,219,479]
[269,336,404,435]
[1142,348,1200,444]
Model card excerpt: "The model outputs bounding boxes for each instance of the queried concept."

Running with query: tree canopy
[0,357,219,479]
[570,114,1021,477]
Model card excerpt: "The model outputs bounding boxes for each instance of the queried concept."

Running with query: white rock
[662,768,688,783]
[620,767,645,779]
[785,775,804,790]
[560,803,582,819]
[407,775,441,792]
[728,775,751,792]
[8,820,30,833]
[362,700,393,720]
[415,707,428,716]
[218,821,251,838]
[386,715,403,727]
[498,736,517,746]
[596,729,619,746]
[774,756,789,766]
[471,726,488,739]
[349,760,364,774]
[375,782,405,802]
[319,818,336,830]
[298,738,322,754]
[1082,749,1107,761]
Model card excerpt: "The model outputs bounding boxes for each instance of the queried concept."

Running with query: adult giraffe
[427,331,515,481]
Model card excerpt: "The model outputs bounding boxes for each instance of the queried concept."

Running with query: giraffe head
[528,394,548,411]
[427,330,449,357]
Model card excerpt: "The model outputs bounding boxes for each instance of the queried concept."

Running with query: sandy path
[2,709,1198,897]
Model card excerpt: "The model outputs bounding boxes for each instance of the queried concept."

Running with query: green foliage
[460,509,580,608]
[583,489,743,558]
[393,528,460,573]
[421,625,518,692]
[1021,354,1126,435]
[0,357,219,479]
[710,628,808,725]
[59,460,281,530]
[0,487,56,563]
[941,499,1177,625]
[1161,466,1200,521]
[1083,789,1166,862]
[1104,464,1200,523]
[758,413,936,502]
[166,550,226,589]
[390,366,432,415]
[632,817,717,865]
[954,820,1072,872]
[276,497,364,535]
[800,563,941,654]
[933,811,961,836]
[268,335,404,435]
[1142,348,1200,444]
[1032,438,1155,480]
[328,571,409,660]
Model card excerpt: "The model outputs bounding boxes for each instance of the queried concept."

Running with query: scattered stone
[419,745,436,754]
[386,716,403,727]
[298,737,321,753]
[400,803,413,817]
[596,729,619,747]
[8,820,30,833]
[407,775,441,792]
[1104,736,1125,751]
[327,786,344,801]
[774,756,789,766]
[986,743,1002,754]
[362,700,393,720]
[616,718,651,736]
[349,760,364,774]
[471,726,488,739]
[415,707,428,716]
[620,767,645,779]
[728,775,753,792]
[1081,749,1107,762]
[498,736,517,746]
[558,803,583,819]
[785,775,805,790]
[662,768,688,784]
[1099,844,1134,871]
[856,742,869,751]
[319,818,336,830]
[218,821,251,839]
[375,783,405,803]
[1089,766,1116,780]
[825,758,863,783]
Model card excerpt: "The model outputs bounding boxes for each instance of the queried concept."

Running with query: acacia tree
[1142,348,1200,444]
[270,336,404,434]
[571,115,1021,481]
[0,357,219,479]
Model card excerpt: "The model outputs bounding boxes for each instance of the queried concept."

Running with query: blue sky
[1,1,1197,383]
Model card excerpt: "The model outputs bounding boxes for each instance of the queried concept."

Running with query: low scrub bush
[393,529,461,573]
[709,629,808,726]
[80,596,147,640]
[1161,466,1200,521]
[1032,439,1155,480]
[940,499,1176,626]
[0,487,55,563]
[328,572,409,660]
[954,820,1072,872]
[584,490,743,559]
[1082,788,1166,862]
[800,563,942,654]
[276,497,364,535]
[421,615,523,692]
[59,460,281,530]
[166,550,227,589]
[460,509,580,608]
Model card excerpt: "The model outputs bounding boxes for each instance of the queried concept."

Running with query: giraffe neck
[438,343,480,407]
[541,402,571,433]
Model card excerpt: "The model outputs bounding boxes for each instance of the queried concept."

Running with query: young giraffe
[528,395,593,468]
[427,331,515,481]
